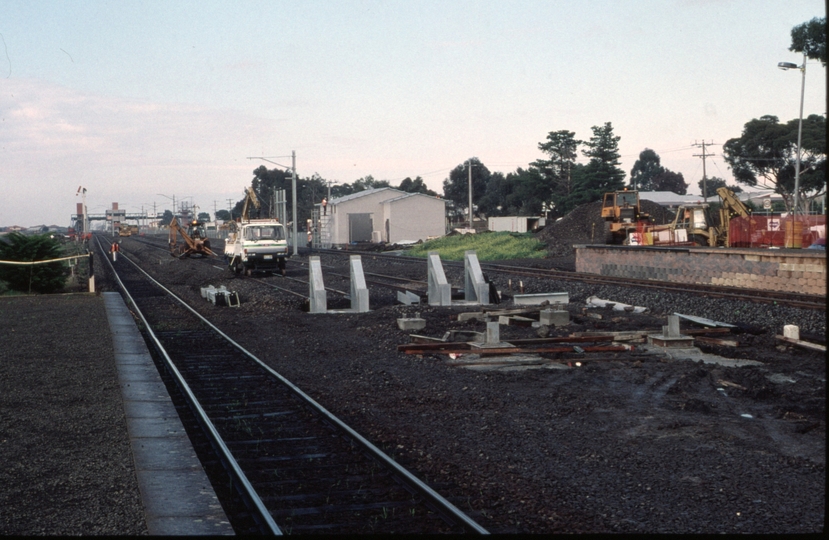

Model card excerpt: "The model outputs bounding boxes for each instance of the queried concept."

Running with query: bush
[0,233,67,294]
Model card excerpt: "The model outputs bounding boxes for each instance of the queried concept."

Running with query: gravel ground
[100,236,824,534]
[0,294,148,536]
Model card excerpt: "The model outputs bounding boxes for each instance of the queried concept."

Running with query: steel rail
[313,248,825,311]
[95,236,283,535]
[99,235,489,535]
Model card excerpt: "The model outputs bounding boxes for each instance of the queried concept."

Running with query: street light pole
[778,53,807,217]
[247,154,299,256]
[466,160,474,230]
[291,151,298,256]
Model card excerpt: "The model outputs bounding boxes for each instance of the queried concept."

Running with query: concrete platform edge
[102,292,234,536]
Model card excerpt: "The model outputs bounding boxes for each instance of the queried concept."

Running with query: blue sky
[1,0,825,227]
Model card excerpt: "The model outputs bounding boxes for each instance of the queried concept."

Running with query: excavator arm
[169,217,214,258]
[716,187,752,248]
[240,187,261,222]
[717,187,751,219]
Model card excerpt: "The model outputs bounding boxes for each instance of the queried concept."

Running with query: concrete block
[397,317,426,331]
[485,321,500,344]
[397,290,421,305]
[427,251,452,306]
[783,325,799,340]
[464,250,489,305]
[540,309,569,327]
[458,312,486,322]
[309,256,327,313]
[513,292,569,305]
[349,255,369,313]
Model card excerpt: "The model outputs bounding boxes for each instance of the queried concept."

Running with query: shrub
[0,233,67,294]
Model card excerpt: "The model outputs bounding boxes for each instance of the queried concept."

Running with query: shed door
[348,213,373,243]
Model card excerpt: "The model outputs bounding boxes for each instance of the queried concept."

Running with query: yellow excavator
[169,217,215,258]
[601,189,650,244]
[628,188,752,247]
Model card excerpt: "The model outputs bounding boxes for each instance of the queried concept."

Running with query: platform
[575,244,826,296]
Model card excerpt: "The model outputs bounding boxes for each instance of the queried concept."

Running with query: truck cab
[224,219,289,275]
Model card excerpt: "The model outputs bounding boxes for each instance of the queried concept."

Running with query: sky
[1,0,825,227]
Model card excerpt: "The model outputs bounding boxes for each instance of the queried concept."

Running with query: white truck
[224,219,289,275]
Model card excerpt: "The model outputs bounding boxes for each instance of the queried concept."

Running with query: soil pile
[538,199,674,256]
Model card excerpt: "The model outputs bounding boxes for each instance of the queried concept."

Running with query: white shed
[322,188,446,246]
[488,216,546,233]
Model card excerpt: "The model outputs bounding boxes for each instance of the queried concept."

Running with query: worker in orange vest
[110,241,120,261]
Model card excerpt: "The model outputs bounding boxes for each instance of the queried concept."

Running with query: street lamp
[778,54,806,217]
[465,160,474,230]
[247,153,298,256]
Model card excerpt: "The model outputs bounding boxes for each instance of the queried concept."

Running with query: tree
[161,209,174,225]
[577,122,626,201]
[398,176,438,196]
[790,17,826,65]
[442,158,491,221]
[215,209,231,221]
[723,114,826,212]
[652,170,688,194]
[531,130,581,211]
[478,171,514,217]
[629,149,665,191]
[0,233,66,294]
[198,212,211,222]
[697,177,742,199]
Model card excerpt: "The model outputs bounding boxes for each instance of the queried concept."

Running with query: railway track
[315,249,826,311]
[120,234,825,310]
[97,236,487,534]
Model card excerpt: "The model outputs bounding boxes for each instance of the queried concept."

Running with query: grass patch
[406,231,546,261]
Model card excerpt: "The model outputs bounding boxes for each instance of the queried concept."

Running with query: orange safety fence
[728,215,826,248]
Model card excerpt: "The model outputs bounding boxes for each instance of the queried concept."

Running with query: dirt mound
[537,199,675,256]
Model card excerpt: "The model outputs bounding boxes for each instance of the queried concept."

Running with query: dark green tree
[197,212,210,222]
[790,17,826,65]
[629,149,665,191]
[697,177,742,199]
[0,233,66,294]
[215,209,231,221]
[398,176,438,196]
[531,130,581,212]
[161,209,174,225]
[575,122,626,203]
[723,114,826,212]
[442,158,491,221]
[478,171,514,217]
[652,170,689,194]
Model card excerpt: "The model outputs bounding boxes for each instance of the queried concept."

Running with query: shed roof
[383,192,446,205]
[330,187,405,205]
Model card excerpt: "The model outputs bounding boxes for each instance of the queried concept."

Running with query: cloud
[0,78,280,226]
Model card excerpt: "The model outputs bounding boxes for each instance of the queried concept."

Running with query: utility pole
[466,160,474,230]
[291,151,298,256]
[692,141,716,203]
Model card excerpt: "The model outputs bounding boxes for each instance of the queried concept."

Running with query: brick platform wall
[574,245,827,296]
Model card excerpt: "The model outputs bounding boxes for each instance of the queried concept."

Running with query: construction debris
[587,296,647,313]
[199,285,240,307]
[774,335,826,352]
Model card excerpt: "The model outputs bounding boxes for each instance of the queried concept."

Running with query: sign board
[763,198,771,210]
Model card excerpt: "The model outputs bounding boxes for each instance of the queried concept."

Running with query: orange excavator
[169,217,215,258]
